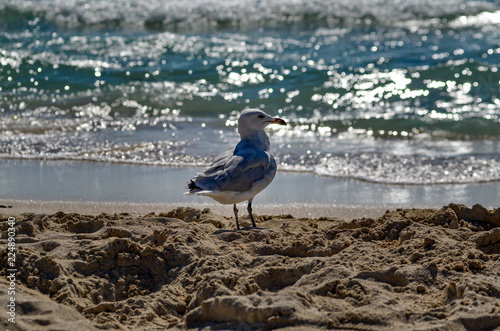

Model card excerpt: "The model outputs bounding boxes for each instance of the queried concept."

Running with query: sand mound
[1,204,499,330]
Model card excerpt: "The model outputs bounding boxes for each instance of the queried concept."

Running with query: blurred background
[1,0,499,206]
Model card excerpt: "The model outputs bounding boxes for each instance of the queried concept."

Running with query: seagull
[186,109,287,229]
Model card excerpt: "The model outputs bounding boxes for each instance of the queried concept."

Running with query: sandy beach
[1,202,499,330]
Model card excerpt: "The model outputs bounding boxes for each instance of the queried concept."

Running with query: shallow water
[1,159,499,209]
[1,0,500,188]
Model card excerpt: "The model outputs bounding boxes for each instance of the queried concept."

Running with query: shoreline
[0,199,389,220]
[1,159,499,210]
[3,155,499,187]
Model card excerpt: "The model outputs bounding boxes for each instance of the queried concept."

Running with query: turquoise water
[1,0,500,187]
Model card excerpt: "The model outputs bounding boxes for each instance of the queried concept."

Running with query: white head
[237,109,286,138]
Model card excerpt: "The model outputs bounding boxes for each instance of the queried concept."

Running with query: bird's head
[237,109,287,137]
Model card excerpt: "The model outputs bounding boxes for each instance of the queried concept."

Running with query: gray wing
[191,148,275,193]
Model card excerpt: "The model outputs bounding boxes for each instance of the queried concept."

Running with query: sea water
[0,0,499,206]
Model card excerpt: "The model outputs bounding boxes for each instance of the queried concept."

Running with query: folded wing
[189,147,276,193]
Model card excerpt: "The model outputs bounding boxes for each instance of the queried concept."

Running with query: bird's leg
[247,199,257,228]
[234,204,240,230]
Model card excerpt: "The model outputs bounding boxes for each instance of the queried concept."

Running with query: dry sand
[1,203,499,330]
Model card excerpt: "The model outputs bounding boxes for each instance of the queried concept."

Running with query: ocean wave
[2,113,500,185]
[2,148,500,185]
[313,153,500,185]
[1,0,499,31]
[2,0,499,187]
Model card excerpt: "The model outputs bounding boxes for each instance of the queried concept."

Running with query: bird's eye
[258,114,265,119]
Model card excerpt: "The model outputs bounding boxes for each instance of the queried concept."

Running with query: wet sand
[1,203,499,330]
[0,199,388,221]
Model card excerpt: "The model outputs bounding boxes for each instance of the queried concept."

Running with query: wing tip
[187,179,202,192]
